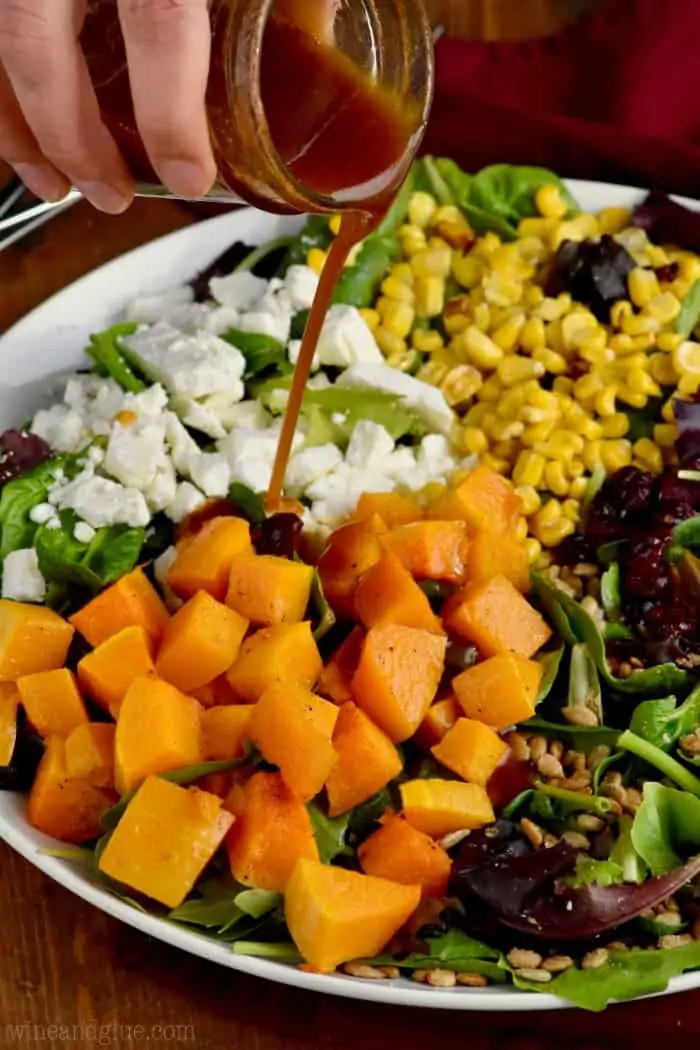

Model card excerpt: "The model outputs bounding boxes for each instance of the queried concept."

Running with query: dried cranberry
[545,235,636,322]
[556,533,596,565]
[606,466,657,518]
[658,472,700,511]
[622,533,670,599]
[0,429,52,489]
[655,261,680,283]
[643,602,698,641]
[252,513,303,560]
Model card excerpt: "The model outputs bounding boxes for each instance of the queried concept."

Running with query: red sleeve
[422,0,700,196]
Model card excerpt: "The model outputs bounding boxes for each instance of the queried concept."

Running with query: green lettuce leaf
[675,278,700,338]
[366,928,507,983]
[630,686,700,751]
[631,782,700,875]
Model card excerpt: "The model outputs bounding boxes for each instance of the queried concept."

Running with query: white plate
[1,179,699,1012]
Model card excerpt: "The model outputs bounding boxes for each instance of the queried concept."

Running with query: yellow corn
[519,317,547,352]
[408,191,438,229]
[536,184,568,220]
[678,374,700,396]
[496,386,528,419]
[594,385,618,417]
[518,217,557,240]
[411,246,452,279]
[550,215,599,251]
[307,248,327,275]
[531,348,566,375]
[645,245,670,269]
[431,204,463,227]
[477,375,505,402]
[524,537,543,564]
[633,437,663,473]
[598,207,632,235]
[412,329,444,353]
[534,295,572,323]
[611,300,633,329]
[628,267,661,308]
[645,292,681,324]
[381,275,414,303]
[359,307,380,332]
[515,485,541,516]
[537,518,576,548]
[648,352,678,387]
[492,313,525,352]
[461,427,489,456]
[482,272,523,307]
[654,423,677,448]
[521,419,557,447]
[414,275,445,318]
[481,453,510,474]
[473,302,492,332]
[626,368,661,397]
[489,419,525,442]
[418,359,451,387]
[452,253,483,289]
[562,499,581,523]
[493,439,520,463]
[378,299,415,339]
[544,460,570,497]
[599,413,629,439]
[600,439,633,473]
[517,236,548,264]
[514,517,529,542]
[574,372,604,401]
[398,224,427,256]
[440,365,483,406]
[461,327,504,370]
[375,327,407,358]
[552,376,575,397]
[609,333,636,355]
[569,476,590,500]
[678,253,700,283]
[657,331,685,352]
[387,348,420,372]
[497,356,545,387]
[392,262,414,284]
[464,402,491,427]
[621,312,661,337]
[532,499,562,529]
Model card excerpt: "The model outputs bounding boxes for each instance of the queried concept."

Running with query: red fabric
[423,0,700,196]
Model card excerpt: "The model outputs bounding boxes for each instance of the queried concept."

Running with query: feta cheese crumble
[2,549,46,602]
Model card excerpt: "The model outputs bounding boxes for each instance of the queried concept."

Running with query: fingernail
[13,163,68,203]
[158,160,212,199]
[74,181,131,215]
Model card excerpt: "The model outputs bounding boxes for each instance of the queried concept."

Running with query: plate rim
[0,177,698,1012]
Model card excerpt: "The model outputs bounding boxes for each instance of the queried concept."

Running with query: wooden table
[1,0,697,1044]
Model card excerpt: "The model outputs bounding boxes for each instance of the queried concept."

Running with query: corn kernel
[413,275,445,318]
[538,518,576,548]
[462,326,504,370]
[609,333,636,355]
[461,427,489,456]
[512,451,545,488]
[630,333,657,353]
[519,317,546,352]
[359,307,380,332]
[516,236,548,264]
[480,453,510,475]
[678,374,700,396]
[552,376,574,397]
[627,368,661,397]
[534,295,572,323]
[307,248,327,275]
[573,417,604,442]
[560,312,599,352]
[492,313,525,352]
[517,217,557,239]
[524,537,543,564]
[398,224,427,256]
[420,482,447,506]
[535,184,568,220]
[582,440,603,473]
[569,477,589,500]
[621,312,661,337]
[598,413,628,439]
[452,254,482,289]
[513,517,529,542]
[544,460,569,497]
[657,331,685,352]
[411,246,452,280]
[648,352,678,387]
[633,437,663,473]
[600,439,633,473]
[550,216,595,252]
[440,365,483,407]
[115,409,137,427]
[645,292,681,324]
[412,328,444,353]
[530,348,565,375]
[532,500,563,532]
[654,423,676,447]
[573,373,603,401]
[562,499,581,523]
[464,402,491,427]
[477,376,504,402]
[611,300,633,329]
[678,253,700,283]
[444,314,470,336]
[496,386,528,419]
[497,356,545,387]
[473,302,491,332]
[418,359,451,386]
[408,191,437,229]
[379,299,415,339]
[670,278,691,301]
[514,485,541,516]
[521,419,557,447]
[387,348,421,373]
[628,267,661,308]
[482,272,523,308]
[375,327,407,358]
[597,207,632,235]
[520,285,544,311]
[674,340,700,379]
[381,275,414,303]
[489,419,525,442]
[662,397,677,422]
[594,385,618,417]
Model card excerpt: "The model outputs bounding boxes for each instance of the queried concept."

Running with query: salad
[0,161,699,1012]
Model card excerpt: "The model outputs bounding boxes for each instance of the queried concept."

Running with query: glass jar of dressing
[81,0,435,217]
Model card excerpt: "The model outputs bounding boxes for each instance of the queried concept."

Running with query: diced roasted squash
[359,813,451,899]
[0,600,74,681]
[17,668,88,737]
[317,516,386,619]
[415,695,460,750]
[27,736,116,843]
[77,625,156,717]
[69,567,168,648]
[428,465,522,533]
[325,703,402,817]
[442,575,552,658]
[225,771,318,892]
[355,550,443,633]
[191,675,239,708]
[114,676,203,794]
[64,723,116,788]
[453,652,542,730]
[98,775,233,907]
[352,623,446,743]
[248,683,338,800]
[400,778,495,837]
[167,516,253,601]
[0,683,19,766]
[355,491,423,528]
[465,530,531,593]
[156,591,248,694]
[381,521,468,582]
[226,553,313,626]
[201,705,252,761]
[431,718,509,786]
[285,858,421,973]
[226,622,322,703]
[317,627,364,705]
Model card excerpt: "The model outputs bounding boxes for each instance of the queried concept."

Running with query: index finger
[118,0,216,198]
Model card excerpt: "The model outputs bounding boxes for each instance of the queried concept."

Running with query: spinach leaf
[0,454,77,559]
[366,928,507,983]
[567,642,603,724]
[231,942,301,961]
[564,854,624,888]
[631,782,700,875]
[519,717,620,753]
[346,788,394,841]
[605,623,634,641]
[423,157,516,240]
[310,570,336,643]
[536,644,565,703]
[222,329,290,380]
[618,730,700,796]
[600,562,622,622]
[532,574,690,695]
[169,873,281,938]
[610,815,647,884]
[227,483,266,526]
[34,516,145,593]
[232,235,295,277]
[307,802,351,864]
[85,323,144,392]
[630,687,700,751]
[675,278,700,338]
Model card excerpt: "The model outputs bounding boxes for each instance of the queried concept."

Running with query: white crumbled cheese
[154,545,177,587]
[166,482,206,524]
[345,421,395,469]
[126,383,169,418]
[144,460,178,513]
[87,445,105,466]
[382,448,418,482]
[171,396,228,440]
[104,419,167,491]
[285,444,344,496]
[336,363,454,434]
[185,452,231,498]
[235,309,291,346]
[164,412,203,475]
[417,434,458,480]
[54,475,151,529]
[224,401,273,430]
[284,265,319,311]
[45,517,62,531]
[210,271,268,310]
[228,459,273,494]
[201,306,242,336]
[31,406,89,453]
[2,549,46,603]
[267,388,290,414]
[74,521,96,544]
[315,305,383,368]
[218,425,302,470]
[307,463,394,524]
[124,286,194,324]
[288,339,319,372]
[29,502,56,526]
[122,322,246,400]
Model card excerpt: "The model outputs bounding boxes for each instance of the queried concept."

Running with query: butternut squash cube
[226,554,313,626]
[156,591,248,694]
[248,683,338,800]
[317,626,364,705]
[167,516,253,601]
[355,550,443,633]
[0,683,19,766]
[415,695,460,750]
[201,705,252,762]
[65,722,116,788]
[114,676,203,794]
[359,813,451,899]
[355,491,423,528]
[225,771,318,892]
[98,776,233,908]
[27,737,116,843]
[442,575,552,658]
[318,516,386,619]
[0,600,74,681]
[226,622,322,703]
[69,567,168,648]
[17,668,88,737]
[77,625,156,717]
[400,778,495,837]
[191,675,239,708]
[428,465,522,533]
[465,530,531,593]
[352,623,446,743]
[453,652,542,730]
[381,521,468,582]
[285,858,421,973]
[325,703,402,817]
[431,718,509,786]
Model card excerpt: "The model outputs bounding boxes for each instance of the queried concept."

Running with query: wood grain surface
[0,0,695,1045]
